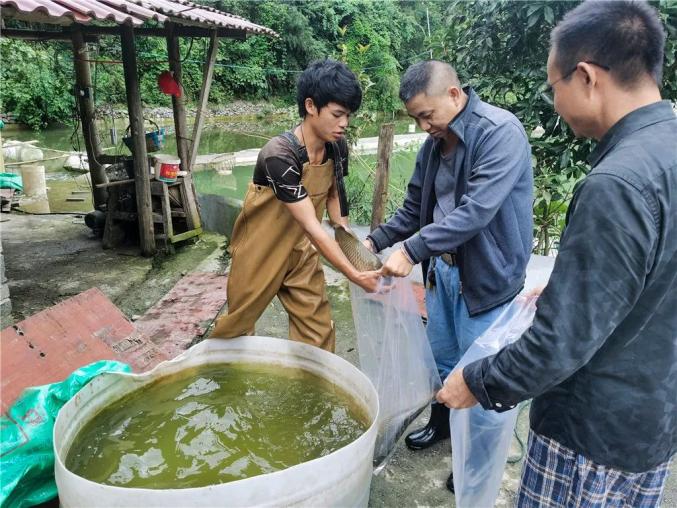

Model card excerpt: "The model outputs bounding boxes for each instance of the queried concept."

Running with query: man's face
[546,50,598,139]
[305,101,351,142]
[405,88,463,138]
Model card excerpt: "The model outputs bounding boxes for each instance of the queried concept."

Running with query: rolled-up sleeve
[464,173,658,410]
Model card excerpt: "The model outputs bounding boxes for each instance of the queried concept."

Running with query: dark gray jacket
[368,88,533,315]
[465,100,677,472]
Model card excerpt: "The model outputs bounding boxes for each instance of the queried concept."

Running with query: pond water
[3,116,419,216]
[192,149,418,203]
[65,362,369,489]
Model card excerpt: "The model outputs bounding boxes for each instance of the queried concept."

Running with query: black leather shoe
[405,403,450,450]
[446,470,454,493]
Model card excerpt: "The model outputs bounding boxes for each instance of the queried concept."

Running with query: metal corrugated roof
[0,0,92,24]
[0,0,277,36]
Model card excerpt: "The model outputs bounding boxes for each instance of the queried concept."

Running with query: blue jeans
[426,258,510,382]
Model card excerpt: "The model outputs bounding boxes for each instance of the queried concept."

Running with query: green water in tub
[65,362,369,488]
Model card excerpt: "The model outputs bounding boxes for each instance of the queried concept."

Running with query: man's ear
[448,85,462,106]
[578,62,597,87]
[304,98,317,117]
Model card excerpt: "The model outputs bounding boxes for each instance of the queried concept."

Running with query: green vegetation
[427,0,676,254]
[1,1,675,249]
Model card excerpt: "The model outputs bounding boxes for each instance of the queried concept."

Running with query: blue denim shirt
[464,100,677,472]
[368,88,533,315]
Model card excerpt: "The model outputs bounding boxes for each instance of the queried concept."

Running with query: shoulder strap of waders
[330,140,349,217]
[279,131,349,217]
[279,130,308,167]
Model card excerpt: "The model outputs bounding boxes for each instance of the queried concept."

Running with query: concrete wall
[197,193,242,238]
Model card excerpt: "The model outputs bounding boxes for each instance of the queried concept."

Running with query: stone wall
[0,240,11,326]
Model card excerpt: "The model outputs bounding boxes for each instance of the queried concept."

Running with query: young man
[438,2,676,506]
[210,59,380,352]
[365,60,533,491]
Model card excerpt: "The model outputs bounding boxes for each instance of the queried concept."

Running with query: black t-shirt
[252,133,349,203]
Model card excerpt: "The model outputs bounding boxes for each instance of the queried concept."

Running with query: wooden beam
[370,123,394,232]
[189,30,219,171]
[170,227,202,244]
[2,28,97,42]
[165,23,190,172]
[120,24,156,257]
[71,28,108,209]
[1,26,248,41]
[82,26,247,40]
[179,174,201,230]
[95,179,135,189]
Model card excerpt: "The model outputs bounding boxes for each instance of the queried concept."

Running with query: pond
[2,116,420,219]
[192,149,418,203]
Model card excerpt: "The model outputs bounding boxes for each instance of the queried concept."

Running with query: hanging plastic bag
[448,295,537,508]
[350,277,442,472]
[1,360,131,508]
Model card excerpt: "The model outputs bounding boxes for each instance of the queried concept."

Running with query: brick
[0,288,166,411]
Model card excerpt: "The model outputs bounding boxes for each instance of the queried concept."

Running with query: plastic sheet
[0,360,131,508]
[350,277,442,472]
[448,295,537,508]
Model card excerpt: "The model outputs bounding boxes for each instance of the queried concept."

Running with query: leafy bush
[0,39,73,129]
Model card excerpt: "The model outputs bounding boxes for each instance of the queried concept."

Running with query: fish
[373,402,428,468]
[334,225,383,272]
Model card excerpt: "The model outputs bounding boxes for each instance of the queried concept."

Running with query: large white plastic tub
[54,337,379,507]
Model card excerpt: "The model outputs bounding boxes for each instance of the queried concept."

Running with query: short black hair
[296,59,362,117]
[551,0,666,87]
[399,60,461,103]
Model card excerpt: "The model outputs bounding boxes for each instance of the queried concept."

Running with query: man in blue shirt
[366,60,533,492]
[438,2,676,505]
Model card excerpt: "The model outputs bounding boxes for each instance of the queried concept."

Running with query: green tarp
[1,360,131,508]
[0,173,22,191]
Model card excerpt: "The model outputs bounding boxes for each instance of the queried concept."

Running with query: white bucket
[54,337,379,507]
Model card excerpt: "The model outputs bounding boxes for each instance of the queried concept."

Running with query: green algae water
[65,362,369,489]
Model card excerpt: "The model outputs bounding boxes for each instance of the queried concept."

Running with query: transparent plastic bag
[448,295,537,508]
[350,277,442,472]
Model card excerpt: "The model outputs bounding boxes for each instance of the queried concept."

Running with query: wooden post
[71,28,108,209]
[188,30,219,170]
[165,23,190,172]
[370,123,394,231]
[120,24,156,257]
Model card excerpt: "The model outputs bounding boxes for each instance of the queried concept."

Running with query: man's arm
[284,197,380,293]
[403,122,531,263]
[459,174,658,410]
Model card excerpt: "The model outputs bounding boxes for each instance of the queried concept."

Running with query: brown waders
[210,159,336,351]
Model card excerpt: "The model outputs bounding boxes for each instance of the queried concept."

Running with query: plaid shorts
[517,431,672,508]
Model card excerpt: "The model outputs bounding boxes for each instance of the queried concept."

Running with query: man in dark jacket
[365,60,533,491]
[438,2,676,505]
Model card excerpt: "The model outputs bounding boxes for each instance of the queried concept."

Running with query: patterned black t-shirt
[252,133,349,203]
